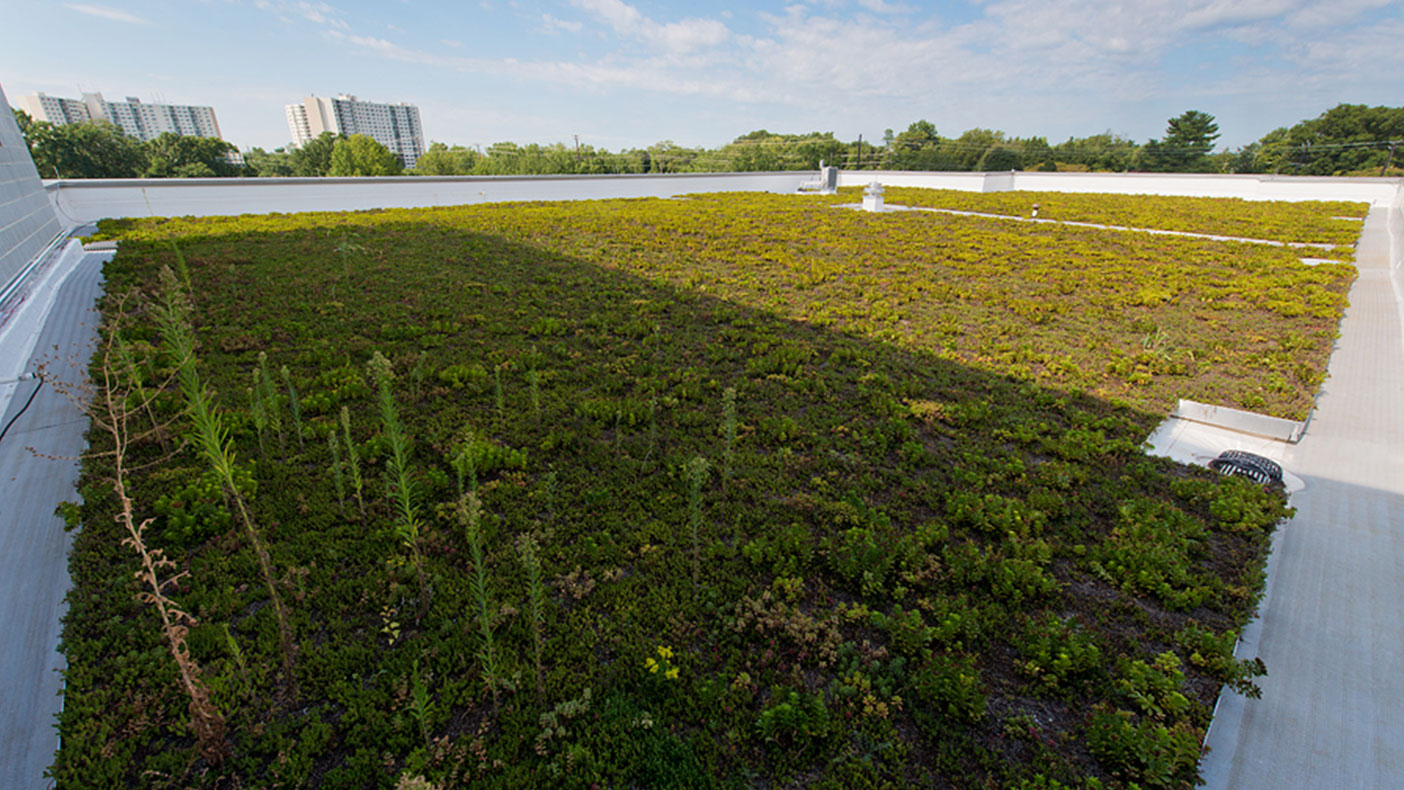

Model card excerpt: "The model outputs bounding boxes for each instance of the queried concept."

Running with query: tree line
[13,104,1403,179]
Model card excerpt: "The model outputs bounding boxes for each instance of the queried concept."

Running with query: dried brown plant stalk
[88,305,228,764]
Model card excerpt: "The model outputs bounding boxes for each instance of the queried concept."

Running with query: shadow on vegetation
[57,209,1290,789]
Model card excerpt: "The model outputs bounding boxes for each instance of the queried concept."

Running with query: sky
[2,0,1402,153]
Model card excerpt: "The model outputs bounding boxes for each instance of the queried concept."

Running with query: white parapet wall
[41,169,1404,230]
[45,172,814,227]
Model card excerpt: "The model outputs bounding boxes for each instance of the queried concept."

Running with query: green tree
[1165,110,1220,152]
[976,145,1023,171]
[328,134,403,176]
[289,131,342,176]
[143,133,240,178]
[889,120,948,170]
[950,128,1005,170]
[411,142,478,175]
[244,147,295,177]
[1141,110,1220,172]
[1052,132,1139,172]
[19,119,146,178]
[13,108,33,136]
[1245,104,1404,175]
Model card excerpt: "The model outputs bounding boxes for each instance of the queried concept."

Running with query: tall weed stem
[340,406,366,520]
[155,267,298,700]
[686,455,710,588]
[368,352,429,617]
[281,365,305,452]
[518,531,548,702]
[460,493,501,711]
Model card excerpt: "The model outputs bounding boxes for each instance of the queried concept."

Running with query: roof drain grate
[1208,450,1283,486]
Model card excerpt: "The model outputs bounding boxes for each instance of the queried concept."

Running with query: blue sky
[3,0,1402,153]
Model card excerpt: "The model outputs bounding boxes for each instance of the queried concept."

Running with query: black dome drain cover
[1208,450,1283,485]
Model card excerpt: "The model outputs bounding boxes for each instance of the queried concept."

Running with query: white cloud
[570,0,732,54]
[262,0,1404,147]
[64,3,148,24]
[1285,0,1398,29]
[541,13,584,34]
[441,38,464,47]
[855,0,907,14]
[294,1,349,29]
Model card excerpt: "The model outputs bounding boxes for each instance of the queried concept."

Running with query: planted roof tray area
[53,188,1364,788]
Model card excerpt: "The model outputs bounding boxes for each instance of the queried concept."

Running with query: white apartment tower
[18,92,222,142]
[285,94,424,168]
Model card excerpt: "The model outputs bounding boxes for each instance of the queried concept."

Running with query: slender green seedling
[721,386,737,490]
[281,365,305,451]
[411,659,432,748]
[340,406,365,520]
[493,365,504,418]
[258,352,285,455]
[249,376,267,458]
[527,368,541,423]
[327,429,345,512]
[517,531,548,702]
[460,492,501,711]
[644,398,658,463]
[368,352,429,617]
[686,455,710,587]
[155,266,297,699]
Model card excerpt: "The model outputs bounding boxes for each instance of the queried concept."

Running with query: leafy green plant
[909,653,986,725]
[527,368,541,422]
[368,351,430,616]
[410,659,433,748]
[493,364,504,417]
[437,362,489,391]
[686,455,710,587]
[281,365,305,451]
[248,377,267,457]
[327,430,346,512]
[1015,614,1104,698]
[449,428,527,496]
[460,493,503,711]
[1175,623,1266,698]
[756,689,830,750]
[1116,652,1191,721]
[828,526,891,596]
[1093,498,1214,610]
[518,531,549,702]
[871,604,936,656]
[258,351,285,455]
[341,405,366,519]
[720,386,737,489]
[152,467,245,547]
[1086,708,1199,789]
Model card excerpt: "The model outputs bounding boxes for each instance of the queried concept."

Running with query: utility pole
[1382,143,1398,177]
[857,134,863,170]
[573,134,581,163]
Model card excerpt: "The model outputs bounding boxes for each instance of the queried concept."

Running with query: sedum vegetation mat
[55,191,1356,788]
[864,186,1369,251]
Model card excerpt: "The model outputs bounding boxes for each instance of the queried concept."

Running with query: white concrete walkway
[0,247,107,790]
[1200,205,1404,788]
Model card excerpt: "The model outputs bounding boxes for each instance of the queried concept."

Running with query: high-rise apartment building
[285,94,424,169]
[17,92,222,142]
